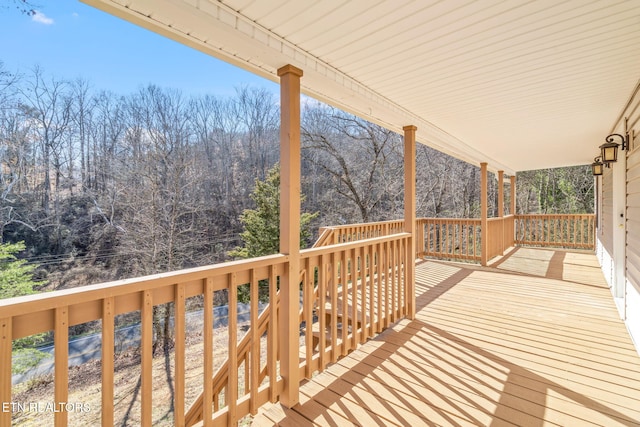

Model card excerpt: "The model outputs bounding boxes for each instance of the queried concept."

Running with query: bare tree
[15,67,73,254]
[190,94,241,226]
[302,105,403,223]
[69,79,94,193]
[235,86,279,183]
[2,0,37,16]
[19,67,72,214]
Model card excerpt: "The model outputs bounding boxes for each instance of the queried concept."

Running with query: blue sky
[0,0,277,97]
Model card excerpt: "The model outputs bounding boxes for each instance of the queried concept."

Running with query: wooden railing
[486,215,516,261]
[1,254,288,427]
[313,214,594,266]
[416,218,482,262]
[314,220,405,247]
[1,233,410,426]
[514,214,595,250]
[300,233,411,377]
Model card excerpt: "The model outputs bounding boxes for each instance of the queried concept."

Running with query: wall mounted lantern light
[599,133,629,163]
[591,156,604,176]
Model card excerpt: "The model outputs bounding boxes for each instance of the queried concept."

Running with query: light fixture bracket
[605,133,629,151]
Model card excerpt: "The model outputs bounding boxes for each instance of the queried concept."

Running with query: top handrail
[0,253,288,317]
[312,214,596,261]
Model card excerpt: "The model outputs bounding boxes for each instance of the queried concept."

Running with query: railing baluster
[398,240,407,319]
[384,240,391,329]
[330,252,339,363]
[341,250,349,356]
[472,222,476,259]
[174,285,186,426]
[54,306,69,427]
[250,269,259,414]
[391,238,397,322]
[468,221,472,258]
[397,239,403,316]
[397,237,401,318]
[367,244,374,341]
[1,317,12,427]
[141,292,153,427]
[304,259,313,378]
[319,254,327,369]
[351,247,358,349]
[244,353,249,397]
[102,298,115,427]
[268,266,277,403]
[228,273,238,426]
[375,242,382,334]
[203,278,213,424]
[469,221,474,258]
[359,248,365,339]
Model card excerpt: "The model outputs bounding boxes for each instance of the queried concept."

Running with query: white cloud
[32,11,54,25]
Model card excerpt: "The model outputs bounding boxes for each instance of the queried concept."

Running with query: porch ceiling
[82,0,640,174]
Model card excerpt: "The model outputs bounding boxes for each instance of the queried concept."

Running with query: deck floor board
[253,248,640,426]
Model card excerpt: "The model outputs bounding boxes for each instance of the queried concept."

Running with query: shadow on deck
[252,247,640,426]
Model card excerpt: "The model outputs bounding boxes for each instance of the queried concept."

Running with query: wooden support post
[498,170,505,255]
[498,170,504,218]
[278,64,302,408]
[403,125,417,319]
[510,175,516,215]
[481,163,488,266]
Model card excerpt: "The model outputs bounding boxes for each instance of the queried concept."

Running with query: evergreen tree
[0,241,43,299]
[229,164,318,259]
[0,241,48,374]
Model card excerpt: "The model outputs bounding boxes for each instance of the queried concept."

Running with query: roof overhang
[82,0,640,175]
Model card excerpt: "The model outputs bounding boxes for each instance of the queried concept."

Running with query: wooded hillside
[0,62,593,289]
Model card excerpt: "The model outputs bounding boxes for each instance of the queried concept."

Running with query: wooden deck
[252,247,640,426]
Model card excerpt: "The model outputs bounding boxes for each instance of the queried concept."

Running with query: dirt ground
[11,324,267,426]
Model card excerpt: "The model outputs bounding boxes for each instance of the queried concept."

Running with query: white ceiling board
[83,0,640,173]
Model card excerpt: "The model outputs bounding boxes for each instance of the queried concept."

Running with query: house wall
[597,83,640,353]
[626,107,640,351]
